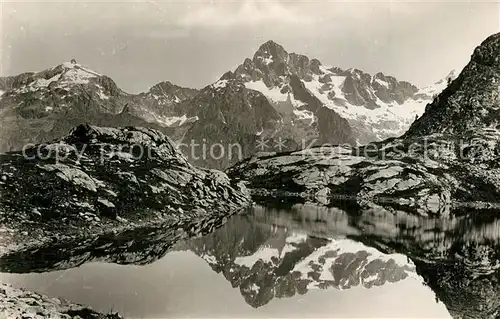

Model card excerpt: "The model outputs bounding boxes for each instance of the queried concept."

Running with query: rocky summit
[228,32,500,214]
[128,80,199,130]
[0,61,180,155]
[0,124,249,257]
[0,282,123,319]
[230,40,440,144]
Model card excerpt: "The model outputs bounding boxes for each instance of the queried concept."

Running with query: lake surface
[3,202,500,318]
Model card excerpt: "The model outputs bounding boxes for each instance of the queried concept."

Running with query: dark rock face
[129,81,199,127]
[176,78,286,169]
[0,124,248,256]
[253,41,290,84]
[372,72,419,104]
[145,81,196,98]
[231,41,431,144]
[0,74,32,92]
[405,33,500,138]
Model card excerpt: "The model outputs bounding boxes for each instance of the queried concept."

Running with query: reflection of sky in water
[1,252,450,318]
[0,204,454,318]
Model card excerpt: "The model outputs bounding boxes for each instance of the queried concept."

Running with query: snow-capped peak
[253,40,289,67]
[9,61,104,95]
[61,60,80,69]
[212,79,229,90]
[255,40,287,56]
[231,41,432,143]
[57,62,101,84]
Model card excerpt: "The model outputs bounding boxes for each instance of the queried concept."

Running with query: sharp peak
[152,80,176,87]
[50,60,102,76]
[259,39,284,47]
[61,59,80,67]
[479,31,500,47]
[471,31,500,68]
[434,69,458,85]
[256,40,288,54]
[149,80,194,93]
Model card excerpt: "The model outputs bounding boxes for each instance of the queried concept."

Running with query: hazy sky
[1,0,499,93]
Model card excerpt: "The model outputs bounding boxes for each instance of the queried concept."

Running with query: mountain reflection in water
[3,202,500,318]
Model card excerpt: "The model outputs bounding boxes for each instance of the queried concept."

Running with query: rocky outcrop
[0,283,123,319]
[228,132,500,213]
[405,33,500,137]
[0,124,248,257]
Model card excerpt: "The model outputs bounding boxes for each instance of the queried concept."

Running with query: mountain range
[0,42,455,169]
[229,32,500,211]
[0,124,248,256]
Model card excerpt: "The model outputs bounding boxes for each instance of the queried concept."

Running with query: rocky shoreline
[0,282,123,319]
[0,124,249,257]
[0,124,250,318]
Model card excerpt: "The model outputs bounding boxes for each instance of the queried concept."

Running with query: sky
[1,0,499,93]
